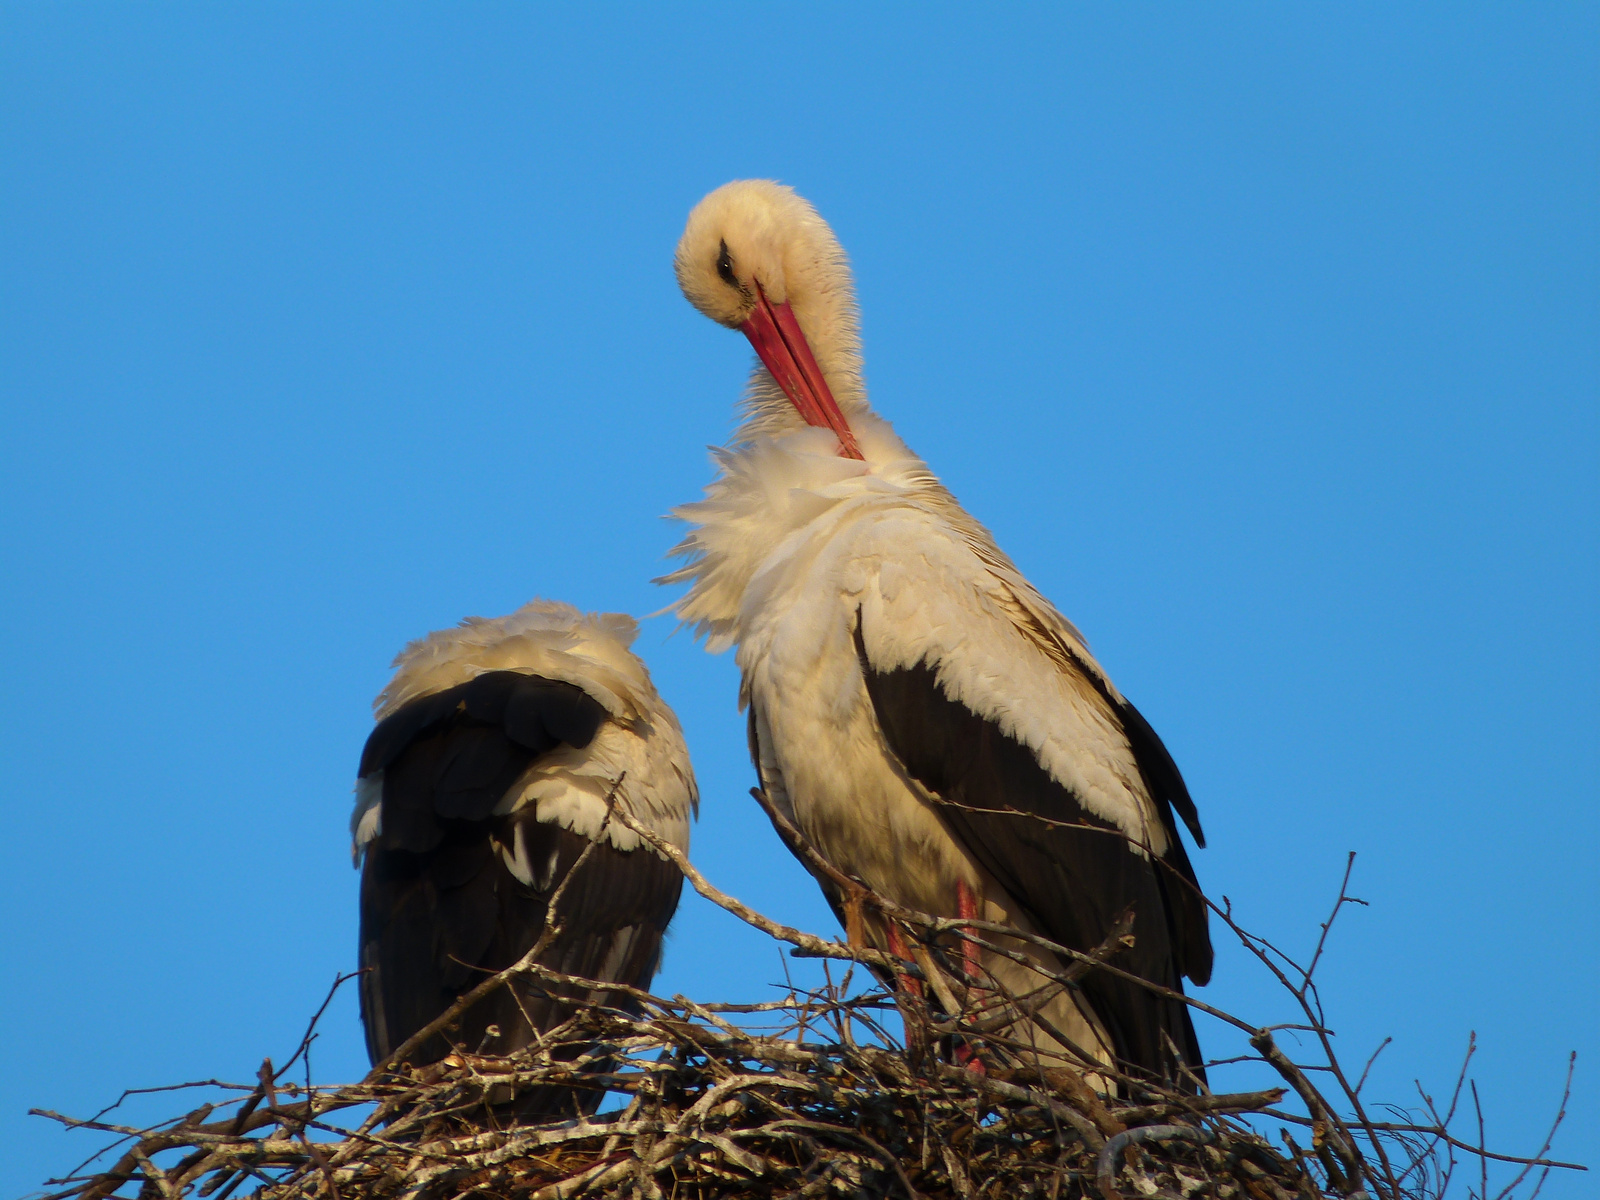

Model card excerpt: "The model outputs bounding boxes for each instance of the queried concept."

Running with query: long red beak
[739,286,863,460]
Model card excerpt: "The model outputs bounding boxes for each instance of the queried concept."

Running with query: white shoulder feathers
[663,417,1160,849]
[352,600,696,860]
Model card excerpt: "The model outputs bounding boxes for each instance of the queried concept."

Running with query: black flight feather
[852,619,1211,1087]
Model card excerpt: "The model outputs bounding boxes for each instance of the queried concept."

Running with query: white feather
[351,599,696,862]
[665,416,1161,852]
[350,774,384,865]
[666,179,1198,1084]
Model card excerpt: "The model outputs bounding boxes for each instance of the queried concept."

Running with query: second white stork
[352,600,696,1115]
[664,180,1212,1088]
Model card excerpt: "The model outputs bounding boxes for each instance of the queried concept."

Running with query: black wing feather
[1119,696,1204,849]
[357,670,680,1119]
[507,677,606,750]
[359,686,467,776]
[854,626,1211,1085]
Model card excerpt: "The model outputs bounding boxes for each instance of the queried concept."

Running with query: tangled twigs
[31,839,1585,1200]
[30,981,1318,1200]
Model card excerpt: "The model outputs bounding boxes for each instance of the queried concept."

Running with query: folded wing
[855,597,1211,1084]
[356,670,683,1093]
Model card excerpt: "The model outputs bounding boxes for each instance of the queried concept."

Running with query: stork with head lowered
[664,180,1211,1090]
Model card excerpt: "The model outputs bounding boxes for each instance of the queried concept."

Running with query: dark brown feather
[356,671,681,1119]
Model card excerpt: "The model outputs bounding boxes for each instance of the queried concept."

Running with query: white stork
[664,180,1211,1088]
[351,600,696,1114]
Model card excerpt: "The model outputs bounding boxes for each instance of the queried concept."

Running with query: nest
[36,979,1315,1200]
[33,828,1580,1200]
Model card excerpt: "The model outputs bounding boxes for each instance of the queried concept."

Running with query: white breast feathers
[664,417,1164,852]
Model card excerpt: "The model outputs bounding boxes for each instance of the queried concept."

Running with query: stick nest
[34,834,1578,1200]
[37,980,1323,1200]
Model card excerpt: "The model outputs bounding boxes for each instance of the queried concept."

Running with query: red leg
[885,921,923,1000]
[955,878,982,981]
[952,879,988,1073]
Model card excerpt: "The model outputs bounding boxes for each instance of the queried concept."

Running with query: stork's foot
[952,1039,988,1075]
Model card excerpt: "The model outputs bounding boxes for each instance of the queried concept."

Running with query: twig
[1096,1123,1211,1200]
[609,806,908,977]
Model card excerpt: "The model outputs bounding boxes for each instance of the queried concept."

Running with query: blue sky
[2,5,1594,1194]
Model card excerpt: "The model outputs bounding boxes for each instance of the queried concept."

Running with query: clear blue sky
[2,5,1594,1194]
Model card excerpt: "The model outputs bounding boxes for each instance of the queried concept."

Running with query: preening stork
[351,600,696,1114]
[664,181,1212,1089]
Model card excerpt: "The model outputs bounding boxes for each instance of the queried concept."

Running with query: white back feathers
[379,601,654,726]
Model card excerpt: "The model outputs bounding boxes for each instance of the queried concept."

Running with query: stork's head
[676,180,866,457]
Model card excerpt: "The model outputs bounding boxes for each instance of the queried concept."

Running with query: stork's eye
[715,240,738,287]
